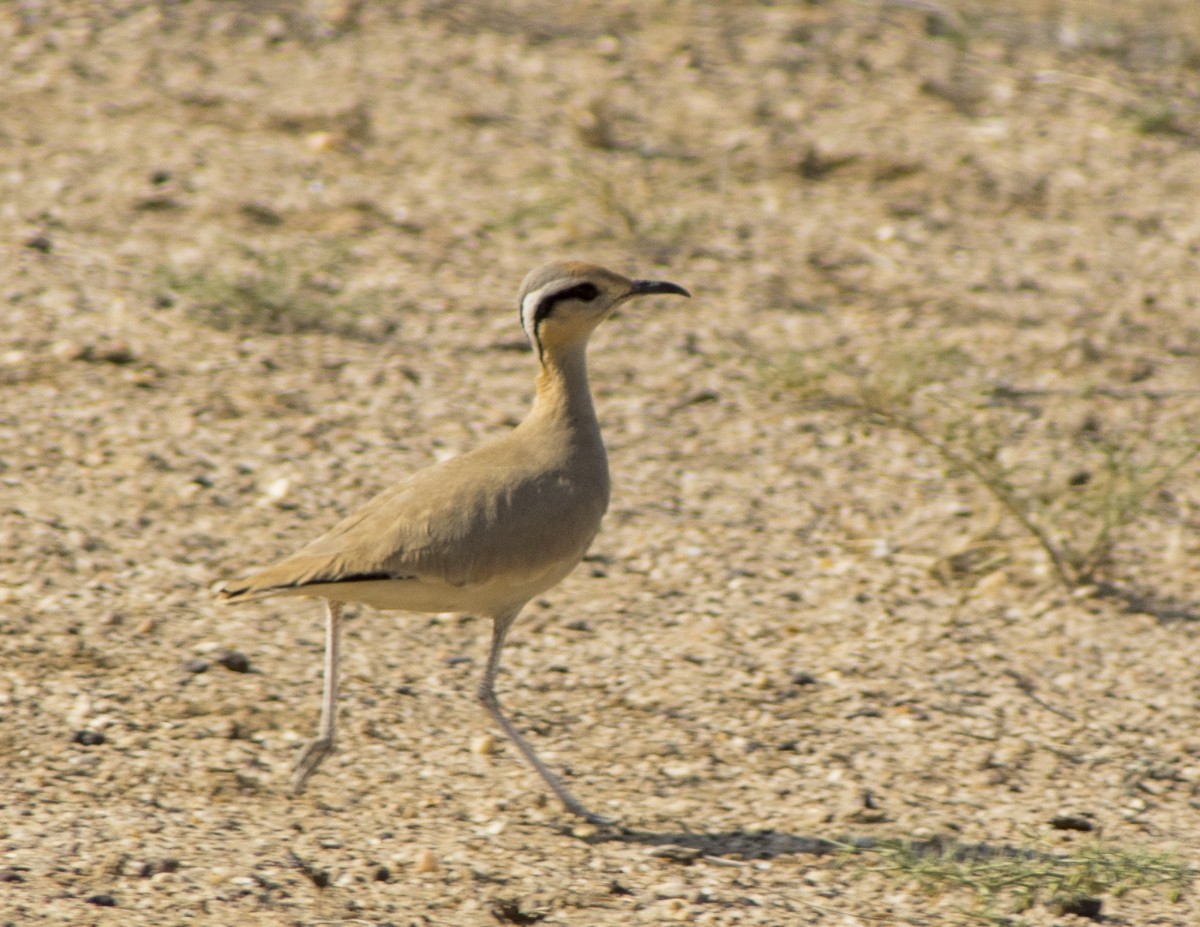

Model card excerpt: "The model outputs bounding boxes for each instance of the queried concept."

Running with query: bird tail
[213,572,293,604]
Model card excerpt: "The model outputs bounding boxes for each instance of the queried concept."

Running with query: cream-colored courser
[218,261,689,825]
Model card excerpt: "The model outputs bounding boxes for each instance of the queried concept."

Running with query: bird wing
[218,431,608,602]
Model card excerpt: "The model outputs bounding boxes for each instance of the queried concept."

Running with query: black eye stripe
[563,282,600,302]
[534,282,600,325]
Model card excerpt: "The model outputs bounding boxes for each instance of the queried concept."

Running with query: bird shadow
[582,826,848,860]
[565,824,1050,866]
[1094,580,1200,624]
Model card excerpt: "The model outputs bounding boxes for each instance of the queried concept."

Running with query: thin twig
[863,401,1077,589]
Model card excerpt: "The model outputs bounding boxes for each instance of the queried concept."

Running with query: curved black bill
[629,279,691,299]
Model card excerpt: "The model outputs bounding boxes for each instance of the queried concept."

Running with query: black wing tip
[216,572,410,604]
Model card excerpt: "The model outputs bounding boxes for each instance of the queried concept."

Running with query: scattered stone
[0,869,26,883]
[471,733,496,756]
[260,477,292,506]
[240,201,284,226]
[1049,814,1095,832]
[677,387,720,407]
[138,858,181,878]
[25,234,52,253]
[72,730,106,746]
[76,340,138,365]
[653,879,690,899]
[136,190,185,211]
[1051,895,1102,919]
[214,649,251,673]
[181,658,210,674]
[85,893,117,907]
[414,849,439,873]
[491,897,546,925]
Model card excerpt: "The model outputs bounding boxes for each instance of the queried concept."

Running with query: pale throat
[532,337,598,426]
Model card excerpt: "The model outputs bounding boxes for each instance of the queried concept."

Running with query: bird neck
[530,340,599,432]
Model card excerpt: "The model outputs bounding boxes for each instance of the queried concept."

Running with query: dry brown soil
[3,1,1200,924]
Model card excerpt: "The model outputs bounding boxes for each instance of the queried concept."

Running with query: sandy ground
[2,1,1200,924]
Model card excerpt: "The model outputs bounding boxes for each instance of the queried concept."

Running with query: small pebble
[654,879,689,899]
[471,733,496,756]
[182,658,210,674]
[72,730,106,746]
[1049,814,1095,832]
[262,477,291,504]
[414,849,439,873]
[139,858,181,878]
[85,893,117,907]
[76,340,138,365]
[215,649,251,673]
[307,131,338,152]
[1051,896,1102,919]
[491,898,544,923]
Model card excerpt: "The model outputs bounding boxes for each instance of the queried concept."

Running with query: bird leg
[477,609,616,826]
[292,600,343,794]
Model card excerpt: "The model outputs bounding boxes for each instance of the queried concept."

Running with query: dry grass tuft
[772,343,1200,593]
[156,245,392,339]
[852,835,1194,922]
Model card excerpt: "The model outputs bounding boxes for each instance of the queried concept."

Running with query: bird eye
[531,282,602,330]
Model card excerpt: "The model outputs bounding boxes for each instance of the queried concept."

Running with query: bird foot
[580,811,621,828]
[291,736,335,794]
[562,799,620,829]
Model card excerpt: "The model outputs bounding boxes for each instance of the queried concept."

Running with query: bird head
[517,261,689,361]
